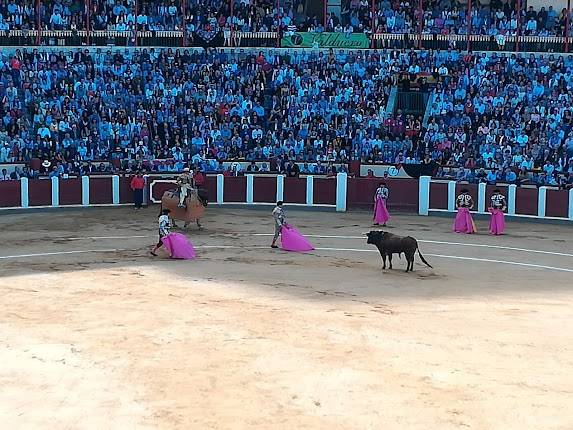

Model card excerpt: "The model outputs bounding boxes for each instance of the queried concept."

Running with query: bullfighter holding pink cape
[151,208,197,260]
[453,189,477,234]
[488,189,507,235]
[271,201,314,252]
[161,233,197,259]
[281,224,315,252]
[373,182,390,226]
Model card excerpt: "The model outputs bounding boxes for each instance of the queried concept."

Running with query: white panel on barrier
[336,173,347,212]
[51,177,59,207]
[447,181,456,212]
[508,184,517,216]
[276,175,284,202]
[477,182,486,213]
[216,174,224,205]
[538,186,547,218]
[418,176,430,216]
[82,176,90,206]
[112,175,120,205]
[20,177,29,208]
[246,175,254,204]
[306,175,314,206]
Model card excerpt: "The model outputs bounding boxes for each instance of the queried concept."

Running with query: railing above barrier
[0,30,280,48]
[1,29,571,53]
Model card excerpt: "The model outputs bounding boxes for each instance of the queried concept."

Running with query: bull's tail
[417,248,433,268]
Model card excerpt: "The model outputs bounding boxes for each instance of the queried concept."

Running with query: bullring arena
[1,174,572,429]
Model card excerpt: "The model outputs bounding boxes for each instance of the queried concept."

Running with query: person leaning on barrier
[247,161,260,172]
[286,160,300,178]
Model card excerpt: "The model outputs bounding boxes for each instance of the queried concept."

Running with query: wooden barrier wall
[0,175,571,222]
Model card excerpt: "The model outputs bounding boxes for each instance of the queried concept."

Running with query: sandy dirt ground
[0,206,572,430]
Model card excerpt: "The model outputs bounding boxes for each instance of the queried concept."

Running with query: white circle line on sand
[66,235,151,241]
[1,246,572,273]
[0,249,122,260]
[62,234,573,258]
[312,247,573,273]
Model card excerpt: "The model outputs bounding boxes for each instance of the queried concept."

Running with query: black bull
[366,231,433,272]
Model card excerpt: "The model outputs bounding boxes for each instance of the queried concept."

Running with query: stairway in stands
[391,74,435,120]
[305,0,341,24]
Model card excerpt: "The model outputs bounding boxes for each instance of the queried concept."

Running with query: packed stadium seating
[0,1,572,189]
[0,0,299,32]
[0,45,572,187]
[0,0,569,36]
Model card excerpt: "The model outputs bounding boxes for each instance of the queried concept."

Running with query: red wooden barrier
[204,176,217,203]
[391,179,419,212]
[515,187,538,216]
[254,176,277,203]
[313,178,336,205]
[0,175,570,222]
[223,176,246,202]
[150,181,175,202]
[429,182,448,210]
[283,177,306,204]
[120,176,135,204]
[90,177,113,204]
[0,180,21,207]
[60,178,83,205]
[346,178,418,211]
[347,177,378,209]
[546,189,569,218]
[28,179,51,206]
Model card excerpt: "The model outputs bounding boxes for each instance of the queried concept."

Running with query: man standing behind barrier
[130,171,145,209]
[286,160,300,178]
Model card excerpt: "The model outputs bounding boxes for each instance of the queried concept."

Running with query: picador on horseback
[177,167,195,208]
[159,166,209,230]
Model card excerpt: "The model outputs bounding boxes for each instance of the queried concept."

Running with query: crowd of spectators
[0,0,307,34]
[419,49,573,187]
[0,46,395,178]
[0,46,572,189]
[338,0,573,37]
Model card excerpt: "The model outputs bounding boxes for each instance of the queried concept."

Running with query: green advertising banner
[281,32,370,49]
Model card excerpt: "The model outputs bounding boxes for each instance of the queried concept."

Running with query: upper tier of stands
[0,0,572,52]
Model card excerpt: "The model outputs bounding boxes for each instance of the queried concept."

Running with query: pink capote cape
[280,224,315,252]
[453,207,477,234]
[488,208,505,235]
[373,198,390,224]
[161,232,197,260]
